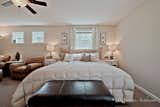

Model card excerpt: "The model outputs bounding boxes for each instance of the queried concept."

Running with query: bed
[12,61,134,107]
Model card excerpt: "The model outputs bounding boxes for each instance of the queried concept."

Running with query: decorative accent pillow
[80,54,91,62]
[89,53,99,62]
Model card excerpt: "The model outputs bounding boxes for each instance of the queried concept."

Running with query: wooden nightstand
[45,58,57,66]
[105,59,119,67]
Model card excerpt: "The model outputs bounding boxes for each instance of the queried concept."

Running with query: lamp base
[46,56,53,59]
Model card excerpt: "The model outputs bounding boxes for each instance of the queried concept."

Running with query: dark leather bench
[28,80,115,107]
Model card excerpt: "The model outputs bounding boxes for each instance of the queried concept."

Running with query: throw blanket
[12,61,134,107]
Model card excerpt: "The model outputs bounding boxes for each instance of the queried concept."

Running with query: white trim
[135,84,160,103]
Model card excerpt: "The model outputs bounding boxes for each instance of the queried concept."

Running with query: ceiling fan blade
[29,0,47,6]
[2,0,13,7]
[25,5,37,14]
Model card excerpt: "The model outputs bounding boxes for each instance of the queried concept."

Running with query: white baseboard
[135,84,160,103]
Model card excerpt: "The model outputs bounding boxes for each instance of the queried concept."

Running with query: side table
[0,69,3,81]
[2,61,23,77]
[2,62,12,77]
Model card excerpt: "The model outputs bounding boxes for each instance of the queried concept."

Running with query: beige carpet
[0,78,20,107]
[0,78,156,107]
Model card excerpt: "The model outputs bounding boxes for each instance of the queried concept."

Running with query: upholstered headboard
[59,48,99,61]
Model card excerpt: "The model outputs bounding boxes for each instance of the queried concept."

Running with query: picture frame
[61,32,68,46]
[99,32,106,46]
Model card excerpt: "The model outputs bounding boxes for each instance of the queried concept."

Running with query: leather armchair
[0,55,11,69]
[10,57,45,80]
[25,57,45,72]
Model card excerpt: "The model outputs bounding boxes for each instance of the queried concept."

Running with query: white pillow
[64,54,73,62]
[72,53,83,61]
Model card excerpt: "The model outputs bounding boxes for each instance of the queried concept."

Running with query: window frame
[12,32,24,44]
[32,31,45,44]
[74,31,94,50]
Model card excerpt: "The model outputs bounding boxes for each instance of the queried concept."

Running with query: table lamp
[46,44,54,59]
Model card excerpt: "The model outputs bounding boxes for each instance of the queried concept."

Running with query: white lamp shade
[0,32,8,39]
[11,0,28,7]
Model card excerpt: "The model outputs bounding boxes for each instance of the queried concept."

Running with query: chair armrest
[27,63,43,72]
[10,63,25,72]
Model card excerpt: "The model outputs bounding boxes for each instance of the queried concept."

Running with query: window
[12,32,24,44]
[74,32,93,49]
[32,32,44,43]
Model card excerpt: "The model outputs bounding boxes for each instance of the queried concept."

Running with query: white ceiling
[0,0,145,26]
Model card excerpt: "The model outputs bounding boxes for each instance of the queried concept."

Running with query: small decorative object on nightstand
[15,52,20,61]
[105,59,119,67]
[45,58,57,66]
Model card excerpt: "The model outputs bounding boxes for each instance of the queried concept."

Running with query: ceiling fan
[1,0,47,14]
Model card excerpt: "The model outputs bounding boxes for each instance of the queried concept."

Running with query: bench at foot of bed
[28,80,115,107]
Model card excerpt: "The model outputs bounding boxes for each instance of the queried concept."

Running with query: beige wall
[0,25,116,60]
[116,0,160,97]
[0,26,70,60]
[0,39,3,54]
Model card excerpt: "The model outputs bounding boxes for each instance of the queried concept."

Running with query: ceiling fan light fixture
[2,0,47,14]
[11,0,28,7]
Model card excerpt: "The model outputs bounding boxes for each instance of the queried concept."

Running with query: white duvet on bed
[12,61,134,107]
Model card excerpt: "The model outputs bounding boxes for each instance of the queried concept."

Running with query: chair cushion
[28,63,42,70]
[80,54,91,62]
[14,65,27,72]
[0,55,11,62]
[26,57,44,64]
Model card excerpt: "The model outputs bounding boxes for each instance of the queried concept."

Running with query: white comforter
[12,61,134,107]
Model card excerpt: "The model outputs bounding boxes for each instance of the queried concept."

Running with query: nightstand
[45,59,57,66]
[105,59,119,67]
